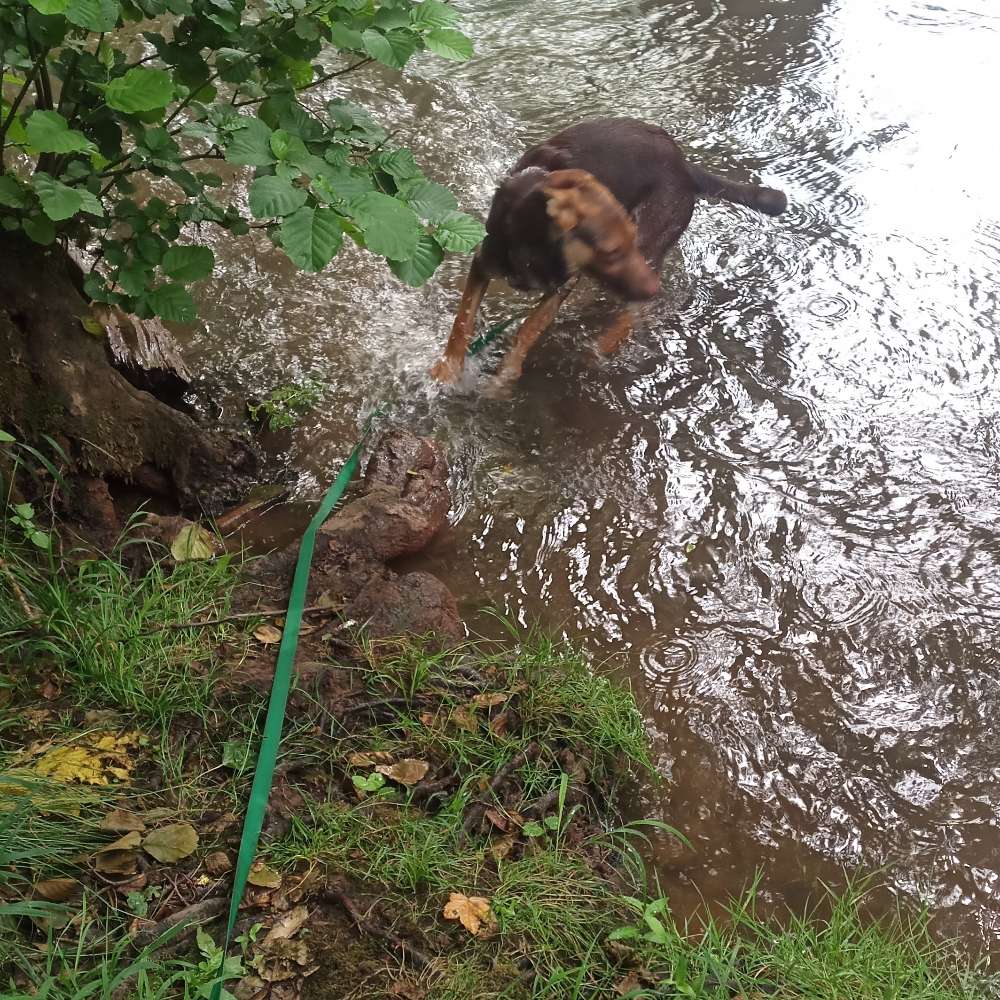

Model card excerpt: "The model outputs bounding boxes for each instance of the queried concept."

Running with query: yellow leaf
[247,862,282,888]
[375,759,429,787]
[142,822,198,863]
[471,692,508,709]
[170,523,217,562]
[254,624,282,645]
[35,747,108,785]
[442,892,495,936]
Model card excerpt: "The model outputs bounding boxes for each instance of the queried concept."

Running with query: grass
[0,534,247,727]
[0,531,992,999]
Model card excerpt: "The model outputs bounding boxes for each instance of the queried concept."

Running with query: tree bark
[0,232,258,521]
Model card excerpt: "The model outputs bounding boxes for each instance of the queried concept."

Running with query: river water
[181,0,1000,957]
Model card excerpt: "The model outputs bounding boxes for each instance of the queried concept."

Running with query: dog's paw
[430,356,463,384]
[483,371,518,400]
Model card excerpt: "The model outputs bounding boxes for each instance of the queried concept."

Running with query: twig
[338,695,417,716]
[324,881,432,968]
[131,895,226,949]
[463,741,541,834]
[0,557,40,623]
[138,603,344,634]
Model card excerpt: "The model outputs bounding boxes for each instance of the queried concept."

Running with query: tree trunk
[0,232,258,529]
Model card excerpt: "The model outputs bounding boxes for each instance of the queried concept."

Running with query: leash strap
[208,318,515,998]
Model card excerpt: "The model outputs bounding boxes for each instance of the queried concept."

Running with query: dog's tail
[687,162,788,217]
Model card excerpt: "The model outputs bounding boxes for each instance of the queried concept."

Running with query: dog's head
[541,170,661,301]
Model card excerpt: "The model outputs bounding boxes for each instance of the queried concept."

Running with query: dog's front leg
[431,257,491,383]
[594,309,636,355]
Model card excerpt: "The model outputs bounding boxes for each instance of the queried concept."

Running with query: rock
[347,570,462,644]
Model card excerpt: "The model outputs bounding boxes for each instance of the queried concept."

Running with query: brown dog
[431,117,788,389]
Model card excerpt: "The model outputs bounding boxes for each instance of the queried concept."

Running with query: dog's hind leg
[488,283,575,393]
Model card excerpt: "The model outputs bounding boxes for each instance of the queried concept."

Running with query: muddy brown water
[177,0,1000,959]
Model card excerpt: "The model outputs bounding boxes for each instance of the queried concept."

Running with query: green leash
[208,317,517,999]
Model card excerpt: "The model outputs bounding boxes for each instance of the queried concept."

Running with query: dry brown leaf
[142,822,198,863]
[247,862,282,889]
[471,692,508,709]
[346,750,394,767]
[442,892,494,936]
[95,849,139,875]
[418,711,437,727]
[264,905,309,944]
[100,809,146,833]
[253,624,282,645]
[389,981,427,999]
[375,759,429,787]
[484,807,509,831]
[39,679,61,701]
[490,835,516,861]
[205,851,232,876]
[34,878,77,902]
[450,707,478,732]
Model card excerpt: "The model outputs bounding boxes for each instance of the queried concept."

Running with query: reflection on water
[181,0,1000,956]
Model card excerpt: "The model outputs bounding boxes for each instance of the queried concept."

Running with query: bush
[0,0,484,324]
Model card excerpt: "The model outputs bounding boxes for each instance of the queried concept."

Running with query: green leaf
[424,27,473,61]
[402,179,457,223]
[30,531,51,550]
[433,210,485,252]
[23,215,57,245]
[0,430,15,443]
[248,175,307,219]
[32,174,83,222]
[105,68,175,113]
[375,148,420,181]
[521,821,545,838]
[162,245,214,282]
[361,28,399,68]
[225,117,275,167]
[28,0,69,13]
[0,176,31,209]
[14,504,34,520]
[328,22,363,50]
[147,284,196,323]
[411,0,460,29]
[65,0,119,30]
[269,129,291,161]
[77,188,105,217]
[279,206,343,272]
[350,192,422,261]
[388,234,443,286]
[25,111,96,154]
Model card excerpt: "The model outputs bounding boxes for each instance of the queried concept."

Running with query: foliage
[0,0,484,327]
[247,378,324,431]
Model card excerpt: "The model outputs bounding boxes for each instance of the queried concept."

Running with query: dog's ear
[541,169,599,232]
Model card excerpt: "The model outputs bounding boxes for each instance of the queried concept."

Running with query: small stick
[0,557,40,623]
[131,896,226,949]
[324,883,432,968]
[139,604,345,634]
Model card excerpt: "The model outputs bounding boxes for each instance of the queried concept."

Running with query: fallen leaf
[471,692,508,709]
[418,712,437,727]
[450,707,478,732]
[375,759,429,787]
[253,624,282,645]
[389,981,427,999]
[23,708,53,727]
[34,878,77,902]
[347,750,394,767]
[96,849,140,875]
[142,822,199,863]
[201,811,236,835]
[170,523,217,562]
[442,892,494,936]
[39,679,60,701]
[205,851,232,876]
[33,731,142,786]
[247,862,282,889]
[490,835,516,861]
[314,590,341,610]
[264,905,309,944]
[100,809,146,833]
[97,831,142,854]
[484,807,509,831]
